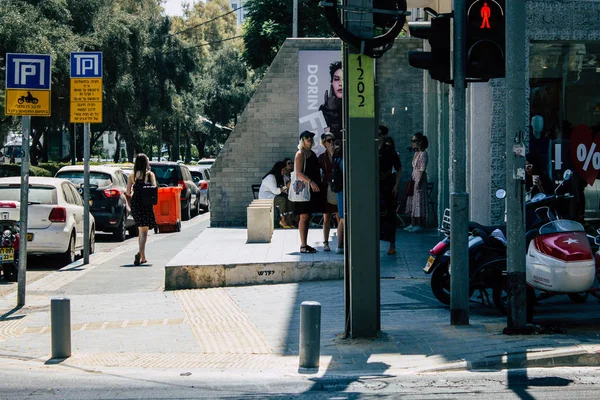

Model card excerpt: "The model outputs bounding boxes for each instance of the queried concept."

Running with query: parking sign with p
[70,52,103,123]
[5,53,52,116]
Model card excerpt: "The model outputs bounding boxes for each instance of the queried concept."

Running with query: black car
[149,162,200,220]
[55,165,138,241]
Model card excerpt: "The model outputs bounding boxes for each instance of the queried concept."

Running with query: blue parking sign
[6,54,52,90]
[70,52,102,78]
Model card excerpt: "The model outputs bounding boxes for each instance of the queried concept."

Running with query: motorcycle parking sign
[5,53,52,116]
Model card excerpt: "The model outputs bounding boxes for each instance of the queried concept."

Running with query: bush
[37,162,71,176]
[0,164,52,177]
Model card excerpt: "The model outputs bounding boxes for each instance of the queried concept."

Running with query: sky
[162,0,197,17]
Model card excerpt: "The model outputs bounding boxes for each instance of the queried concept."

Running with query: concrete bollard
[299,301,321,368]
[51,297,71,359]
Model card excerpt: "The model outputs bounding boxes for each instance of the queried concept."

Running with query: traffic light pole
[504,0,528,333]
[450,0,470,326]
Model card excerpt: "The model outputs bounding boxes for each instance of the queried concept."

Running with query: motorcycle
[493,211,597,317]
[17,92,38,105]
[0,220,20,282]
[425,170,575,307]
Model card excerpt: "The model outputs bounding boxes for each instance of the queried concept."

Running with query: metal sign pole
[83,123,90,264]
[17,116,31,307]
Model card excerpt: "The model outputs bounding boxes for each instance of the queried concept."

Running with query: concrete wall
[210,38,424,227]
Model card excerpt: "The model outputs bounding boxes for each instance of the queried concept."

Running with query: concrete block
[165,265,226,290]
[247,200,274,243]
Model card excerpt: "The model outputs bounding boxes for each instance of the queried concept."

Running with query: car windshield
[152,165,177,185]
[198,160,214,166]
[0,185,57,204]
[56,171,112,187]
[539,220,585,236]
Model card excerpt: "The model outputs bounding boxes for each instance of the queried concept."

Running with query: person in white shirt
[259,161,295,228]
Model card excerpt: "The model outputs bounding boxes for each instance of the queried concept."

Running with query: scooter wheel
[568,292,589,304]
[431,262,451,305]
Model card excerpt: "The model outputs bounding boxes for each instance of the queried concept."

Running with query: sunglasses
[286,162,293,165]
[411,139,419,143]
[325,139,333,143]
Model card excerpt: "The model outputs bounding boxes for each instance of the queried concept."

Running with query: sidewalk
[0,226,599,377]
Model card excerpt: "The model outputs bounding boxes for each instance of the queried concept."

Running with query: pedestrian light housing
[408,13,452,84]
[466,0,506,80]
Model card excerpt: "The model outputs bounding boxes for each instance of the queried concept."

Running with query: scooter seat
[469,222,506,235]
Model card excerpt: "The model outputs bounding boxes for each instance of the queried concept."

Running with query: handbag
[405,179,415,197]
[327,186,338,205]
[140,173,158,206]
[288,156,311,202]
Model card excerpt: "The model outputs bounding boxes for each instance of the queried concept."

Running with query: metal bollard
[299,301,321,368]
[51,297,71,359]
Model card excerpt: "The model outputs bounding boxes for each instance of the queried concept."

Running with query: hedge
[0,164,52,177]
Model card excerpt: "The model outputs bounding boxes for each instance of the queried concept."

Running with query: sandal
[134,253,141,266]
[300,245,317,254]
[323,241,331,252]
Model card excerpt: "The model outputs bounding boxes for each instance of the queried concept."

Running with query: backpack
[330,156,343,193]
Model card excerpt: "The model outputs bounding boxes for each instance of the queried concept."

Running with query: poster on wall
[298,50,342,155]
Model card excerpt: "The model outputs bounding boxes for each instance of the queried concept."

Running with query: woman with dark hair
[405,132,429,232]
[126,153,157,265]
[319,61,343,141]
[379,135,402,255]
[293,130,325,253]
[259,161,294,228]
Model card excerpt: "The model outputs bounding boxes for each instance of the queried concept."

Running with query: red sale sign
[569,124,600,186]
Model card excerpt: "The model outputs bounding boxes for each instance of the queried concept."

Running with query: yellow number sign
[348,54,374,118]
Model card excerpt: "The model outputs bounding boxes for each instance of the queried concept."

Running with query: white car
[0,177,95,264]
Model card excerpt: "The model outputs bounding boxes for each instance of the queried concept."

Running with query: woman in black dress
[294,130,325,253]
[126,153,157,266]
[379,136,402,255]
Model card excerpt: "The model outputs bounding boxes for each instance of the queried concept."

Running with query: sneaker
[411,226,423,233]
[323,242,331,252]
[404,225,415,231]
[335,247,344,254]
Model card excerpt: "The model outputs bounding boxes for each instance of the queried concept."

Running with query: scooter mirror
[563,169,573,181]
[495,189,506,199]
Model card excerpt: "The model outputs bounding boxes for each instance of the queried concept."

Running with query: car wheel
[62,233,76,265]
[568,292,589,303]
[113,216,127,242]
[182,202,191,221]
[89,226,95,255]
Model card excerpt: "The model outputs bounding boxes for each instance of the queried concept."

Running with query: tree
[243,0,332,69]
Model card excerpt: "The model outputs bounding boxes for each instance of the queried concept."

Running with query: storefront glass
[529,41,600,223]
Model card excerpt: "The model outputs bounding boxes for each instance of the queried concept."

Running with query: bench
[247,199,275,243]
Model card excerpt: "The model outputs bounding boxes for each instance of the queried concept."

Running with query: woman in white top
[259,161,294,228]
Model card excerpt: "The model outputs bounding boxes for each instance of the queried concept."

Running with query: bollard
[51,297,71,359]
[299,301,321,368]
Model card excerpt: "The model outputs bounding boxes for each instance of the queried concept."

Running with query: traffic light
[408,13,452,84]
[466,0,506,80]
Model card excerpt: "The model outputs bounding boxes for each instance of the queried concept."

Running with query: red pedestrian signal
[466,0,505,80]
[480,2,492,29]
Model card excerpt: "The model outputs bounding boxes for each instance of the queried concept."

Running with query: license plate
[424,255,436,272]
[0,247,14,262]
[1,212,8,220]
[27,233,33,241]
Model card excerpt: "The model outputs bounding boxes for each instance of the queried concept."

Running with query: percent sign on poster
[577,142,600,171]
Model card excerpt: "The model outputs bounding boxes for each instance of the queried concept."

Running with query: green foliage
[0,164,52,177]
[243,0,333,69]
[0,0,255,163]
